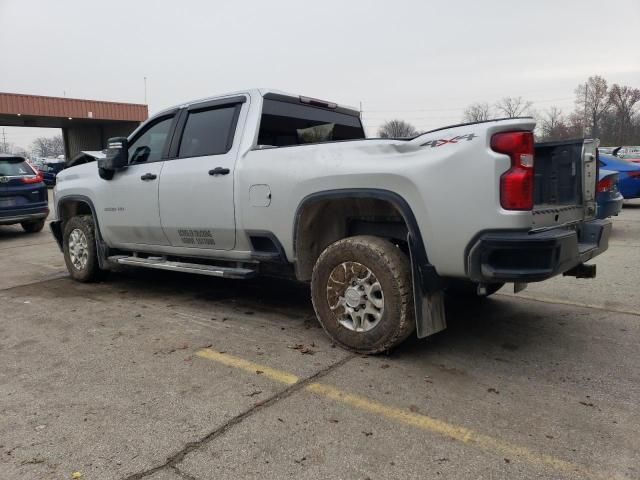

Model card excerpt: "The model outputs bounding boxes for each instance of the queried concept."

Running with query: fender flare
[53,195,110,269]
[293,188,446,338]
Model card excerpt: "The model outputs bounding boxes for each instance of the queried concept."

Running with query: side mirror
[98,137,129,172]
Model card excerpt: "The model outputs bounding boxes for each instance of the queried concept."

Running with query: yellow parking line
[196,348,299,385]
[307,383,589,477]
[196,349,627,480]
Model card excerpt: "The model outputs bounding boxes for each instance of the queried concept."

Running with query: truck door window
[128,116,174,164]
[177,105,239,158]
[258,99,365,147]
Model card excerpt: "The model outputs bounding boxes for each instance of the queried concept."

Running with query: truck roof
[151,88,360,119]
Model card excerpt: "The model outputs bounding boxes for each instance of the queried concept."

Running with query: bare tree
[608,84,640,144]
[463,102,492,122]
[32,134,65,158]
[12,146,30,158]
[377,119,418,138]
[50,135,64,156]
[575,75,610,138]
[494,96,533,118]
[538,107,571,141]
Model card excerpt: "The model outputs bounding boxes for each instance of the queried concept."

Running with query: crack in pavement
[121,353,356,480]
[0,271,68,292]
[0,240,56,251]
[171,465,199,480]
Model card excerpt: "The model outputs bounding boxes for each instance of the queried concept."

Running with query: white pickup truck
[50,89,611,353]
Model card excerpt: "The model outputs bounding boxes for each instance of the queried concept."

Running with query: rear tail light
[491,131,535,210]
[597,177,614,193]
[21,172,44,184]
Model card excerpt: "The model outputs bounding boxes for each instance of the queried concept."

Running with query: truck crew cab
[50,89,610,353]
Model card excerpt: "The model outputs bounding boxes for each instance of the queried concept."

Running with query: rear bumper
[619,177,640,199]
[597,193,623,219]
[467,219,611,283]
[0,206,49,225]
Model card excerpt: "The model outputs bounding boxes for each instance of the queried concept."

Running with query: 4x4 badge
[421,133,477,148]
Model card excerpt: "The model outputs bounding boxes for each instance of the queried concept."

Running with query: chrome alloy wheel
[326,261,384,332]
[68,228,89,271]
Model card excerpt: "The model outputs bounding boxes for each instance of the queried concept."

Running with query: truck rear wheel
[311,235,415,354]
[63,215,104,282]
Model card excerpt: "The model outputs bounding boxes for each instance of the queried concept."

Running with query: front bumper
[467,219,611,283]
[0,206,49,226]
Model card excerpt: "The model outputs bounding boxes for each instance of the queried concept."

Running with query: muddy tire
[21,219,45,233]
[311,235,415,354]
[63,215,104,282]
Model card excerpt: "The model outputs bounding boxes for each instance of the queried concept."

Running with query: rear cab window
[257,96,365,147]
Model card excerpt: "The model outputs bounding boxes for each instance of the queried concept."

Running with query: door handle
[209,167,230,176]
[140,173,157,181]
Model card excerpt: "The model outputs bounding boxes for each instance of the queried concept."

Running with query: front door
[158,100,243,250]
[97,114,175,247]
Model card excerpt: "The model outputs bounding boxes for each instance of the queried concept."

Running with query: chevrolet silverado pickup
[50,89,611,353]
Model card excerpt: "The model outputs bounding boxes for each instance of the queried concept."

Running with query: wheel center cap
[344,287,362,308]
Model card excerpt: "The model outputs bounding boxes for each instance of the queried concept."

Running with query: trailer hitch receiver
[563,263,596,279]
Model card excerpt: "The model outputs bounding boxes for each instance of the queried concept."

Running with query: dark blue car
[0,154,49,233]
[598,153,640,199]
[39,161,65,186]
[596,169,623,219]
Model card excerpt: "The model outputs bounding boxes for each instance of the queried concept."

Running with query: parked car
[598,153,640,199]
[50,89,609,353]
[620,154,640,164]
[612,146,640,164]
[39,160,65,186]
[0,154,49,233]
[596,169,623,219]
[30,157,47,170]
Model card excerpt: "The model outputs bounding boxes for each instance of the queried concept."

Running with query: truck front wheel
[63,215,104,282]
[311,235,415,354]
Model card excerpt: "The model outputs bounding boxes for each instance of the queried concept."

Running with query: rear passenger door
[158,97,245,250]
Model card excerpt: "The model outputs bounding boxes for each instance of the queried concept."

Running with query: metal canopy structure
[0,92,148,160]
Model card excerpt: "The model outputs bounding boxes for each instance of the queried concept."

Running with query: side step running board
[110,256,257,279]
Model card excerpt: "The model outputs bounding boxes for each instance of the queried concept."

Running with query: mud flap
[408,235,447,338]
[49,221,63,251]
[415,290,446,338]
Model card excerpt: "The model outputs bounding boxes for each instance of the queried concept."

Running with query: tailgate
[532,139,597,230]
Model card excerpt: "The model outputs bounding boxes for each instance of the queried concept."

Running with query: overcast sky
[1,0,639,151]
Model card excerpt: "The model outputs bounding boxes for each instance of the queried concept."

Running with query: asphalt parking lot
[1,197,639,480]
